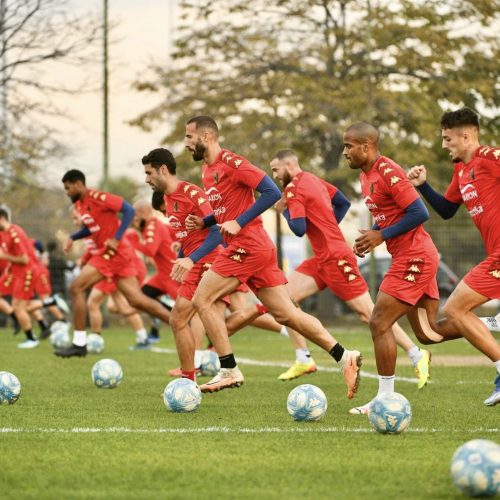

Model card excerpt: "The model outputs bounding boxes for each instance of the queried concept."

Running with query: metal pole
[0,0,8,186]
[103,0,109,189]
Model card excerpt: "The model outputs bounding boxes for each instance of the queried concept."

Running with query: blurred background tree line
[130,0,499,278]
[0,0,499,281]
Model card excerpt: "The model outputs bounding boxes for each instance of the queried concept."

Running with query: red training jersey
[360,156,436,257]
[285,171,353,261]
[164,181,219,260]
[1,223,36,277]
[132,218,176,275]
[444,145,500,255]
[201,148,272,247]
[75,189,131,253]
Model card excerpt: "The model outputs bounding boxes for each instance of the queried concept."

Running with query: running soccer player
[270,149,431,388]
[343,122,439,414]
[55,169,173,358]
[407,107,500,406]
[184,116,362,398]
[142,147,225,381]
[0,208,39,348]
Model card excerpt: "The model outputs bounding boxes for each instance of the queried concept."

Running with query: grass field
[0,322,498,499]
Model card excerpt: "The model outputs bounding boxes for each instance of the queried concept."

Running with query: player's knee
[442,301,462,321]
[192,295,211,315]
[357,311,371,324]
[169,311,187,332]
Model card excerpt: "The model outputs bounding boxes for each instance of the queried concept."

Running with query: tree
[130,0,499,274]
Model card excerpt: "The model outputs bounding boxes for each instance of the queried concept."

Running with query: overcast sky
[43,0,178,188]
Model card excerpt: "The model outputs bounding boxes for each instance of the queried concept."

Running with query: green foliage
[131,0,499,194]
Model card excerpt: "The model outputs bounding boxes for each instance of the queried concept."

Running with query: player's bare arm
[104,238,120,251]
[407,165,427,186]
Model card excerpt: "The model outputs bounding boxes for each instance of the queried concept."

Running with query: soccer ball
[87,333,105,354]
[199,350,220,376]
[0,371,21,405]
[163,378,201,413]
[91,359,123,389]
[49,324,71,349]
[450,439,500,497]
[287,384,328,421]
[368,392,412,434]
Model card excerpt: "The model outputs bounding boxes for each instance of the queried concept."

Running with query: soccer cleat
[479,316,500,333]
[147,335,161,344]
[199,367,244,393]
[414,349,432,389]
[340,350,362,399]
[348,401,371,416]
[483,374,500,407]
[54,294,70,315]
[167,367,201,377]
[17,339,40,349]
[278,360,317,381]
[54,343,87,357]
[129,341,152,351]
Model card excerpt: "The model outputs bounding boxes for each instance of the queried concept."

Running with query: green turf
[0,324,498,499]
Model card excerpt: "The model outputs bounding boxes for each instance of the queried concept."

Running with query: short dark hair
[440,107,479,130]
[272,149,298,161]
[62,169,86,184]
[151,191,165,212]
[186,115,219,136]
[142,148,176,175]
[0,207,9,220]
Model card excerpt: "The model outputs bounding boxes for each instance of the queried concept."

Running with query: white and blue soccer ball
[87,333,105,354]
[368,392,412,434]
[49,322,71,349]
[163,378,201,413]
[199,350,220,377]
[91,359,123,389]
[450,439,500,497]
[0,371,21,405]
[287,384,328,422]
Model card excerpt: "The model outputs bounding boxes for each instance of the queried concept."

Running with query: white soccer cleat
[199,366,244,393]
[479,316,500,333]
[17,339,40,349]
[348,401,371,416]
[483,374,500,407]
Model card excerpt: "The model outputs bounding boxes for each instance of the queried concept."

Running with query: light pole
[102,0,109,190]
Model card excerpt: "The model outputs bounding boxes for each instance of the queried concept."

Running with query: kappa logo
[383,167,393,175]
[197,197,205,206]
[404,274,416,283]
[408,264,421,273]
[489,269,500,279]
[338,259,347,267]
[190,189,198,198]
[286,191,294,198]
[390,176,401,186]
[233,159,242,168]
[183,184,191,193]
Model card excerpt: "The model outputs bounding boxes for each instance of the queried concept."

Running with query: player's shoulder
[87,189,110,202]
[476,145,500,163]
[375,157,407,187]
[180,181,208,207]
[219,149,249,169]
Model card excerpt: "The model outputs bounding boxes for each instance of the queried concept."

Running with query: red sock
[181,370,196,382]
[256,303,268,315]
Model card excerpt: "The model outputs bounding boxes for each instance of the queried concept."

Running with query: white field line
[151,347,419,384]
[0,427,498,434]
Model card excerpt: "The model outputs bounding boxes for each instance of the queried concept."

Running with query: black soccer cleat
[54,343,87,358]
[40,327,52,340]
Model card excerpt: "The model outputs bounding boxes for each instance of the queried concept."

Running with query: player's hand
[185,214,204,231]
[219,220,241,237]
[354,229,383,256]
[274,194,287,213]
[170,257,194,282]
[63,238,73,254]
[0,250,6,260]
[407,165,427,186]
[105,238,120,251]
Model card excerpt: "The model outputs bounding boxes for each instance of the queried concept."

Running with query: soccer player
[142,147,225,381]
[131,199,179,341]
[343,122,439,413]
[407,107,500,406]
[270,149,431,388]
[184,115,362,397]
[55,169,173,357]
[0,208,39,348]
